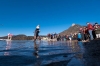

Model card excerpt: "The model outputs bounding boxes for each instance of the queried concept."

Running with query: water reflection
[66,41,81,53]
[47,41,57,46]
[4,40,12,56]
[0,40,91,66]
[67,41,85,66]
[33,41,39,58]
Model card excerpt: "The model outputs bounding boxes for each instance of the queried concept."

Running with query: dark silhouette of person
[33,41,39,58]
[34,25,40,41]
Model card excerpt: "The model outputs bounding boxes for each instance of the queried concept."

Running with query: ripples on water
[0,40,85,66]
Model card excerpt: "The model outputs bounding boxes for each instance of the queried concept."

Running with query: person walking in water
[8,33,10,40]
[8,33,13,40]
[34,25,40,41]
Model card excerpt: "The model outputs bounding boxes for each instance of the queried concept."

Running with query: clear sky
[0,0,100,36]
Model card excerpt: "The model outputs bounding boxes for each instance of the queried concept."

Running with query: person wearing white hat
[36,25,40,29]
[34,25,40,41]
[8,33,10,40]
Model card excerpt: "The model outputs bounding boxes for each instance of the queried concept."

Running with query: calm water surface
[0,40,85,66]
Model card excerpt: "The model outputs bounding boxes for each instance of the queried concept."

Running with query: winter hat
[36,25,40,29]
[95,22,98,24]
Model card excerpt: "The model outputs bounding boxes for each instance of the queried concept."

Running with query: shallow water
[0,40,85,66]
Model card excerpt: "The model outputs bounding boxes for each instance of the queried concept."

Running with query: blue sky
[0,0,100,36]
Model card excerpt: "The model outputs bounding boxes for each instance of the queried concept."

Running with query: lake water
[0,40,85,66]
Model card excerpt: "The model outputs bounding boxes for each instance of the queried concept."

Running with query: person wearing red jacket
[87,22,93,40]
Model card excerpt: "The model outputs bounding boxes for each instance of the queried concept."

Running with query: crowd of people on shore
[47,22,100,42]
[5,22,100,42]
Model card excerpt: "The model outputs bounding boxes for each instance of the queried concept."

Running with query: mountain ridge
[59,24,83,35]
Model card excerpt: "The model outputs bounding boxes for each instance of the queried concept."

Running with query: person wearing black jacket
[34,25,40,41]
[94,23,100,39]
[73,33,78,44]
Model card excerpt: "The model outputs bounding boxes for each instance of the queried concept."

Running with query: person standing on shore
[87,22,94,40]
[77,32,82,41]
[94,23,100,39]
[34,25,40,41]
[83,27,89,42]
[47,33,51,39]
[85,27,90,41]
[79,28,84,42]
[69,33,72,41]
[73,32,78,44]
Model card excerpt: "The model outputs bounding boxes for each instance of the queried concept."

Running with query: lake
[0,40,85,66]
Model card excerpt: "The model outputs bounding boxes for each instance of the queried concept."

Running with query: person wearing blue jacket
[77,32,82,41]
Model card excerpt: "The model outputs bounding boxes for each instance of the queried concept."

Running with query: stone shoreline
[83,39,100,66]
